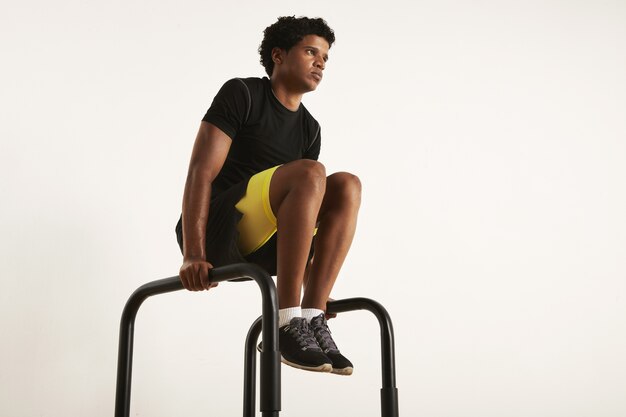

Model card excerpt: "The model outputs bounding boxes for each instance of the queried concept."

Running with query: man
[176,16,360,375]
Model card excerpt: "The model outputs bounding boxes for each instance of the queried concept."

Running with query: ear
[271,47,284,65]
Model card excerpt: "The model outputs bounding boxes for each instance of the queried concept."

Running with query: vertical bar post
[243,317,262,417]
[326,298,399,417]
[114,263,280,417]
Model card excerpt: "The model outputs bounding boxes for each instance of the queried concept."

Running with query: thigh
[268,159,326,215]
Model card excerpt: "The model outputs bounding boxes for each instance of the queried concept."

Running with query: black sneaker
[310,313,354,375]
[260,317,332,373]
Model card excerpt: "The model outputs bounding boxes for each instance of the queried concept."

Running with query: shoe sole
[331,366,353,376]
[257,344,332,373]
[281,357,333,373]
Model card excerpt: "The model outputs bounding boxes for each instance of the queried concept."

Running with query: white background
[1,1,625,416]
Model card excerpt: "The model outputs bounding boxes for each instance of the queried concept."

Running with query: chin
[305,81,319,92]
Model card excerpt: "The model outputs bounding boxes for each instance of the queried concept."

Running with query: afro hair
[258,16,335,77]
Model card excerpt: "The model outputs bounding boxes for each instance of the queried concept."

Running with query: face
[272,34,330,93]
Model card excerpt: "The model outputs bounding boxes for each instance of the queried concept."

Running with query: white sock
[279,306,302,327]
[302,308,325,322]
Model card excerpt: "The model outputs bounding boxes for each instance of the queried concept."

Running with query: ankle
[301,308,324,322]
[278,306,302,327]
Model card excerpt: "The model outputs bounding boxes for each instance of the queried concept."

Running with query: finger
[205,280,219,290]
[192,265,204,291]
[179,270,191,291]
[201,264,211,290]
[204,263,217,290]
[205,276,218,290]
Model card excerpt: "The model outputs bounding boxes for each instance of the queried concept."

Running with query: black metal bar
[114,263,280,417]
[244,317,281,417]
[243,317,281,417]
[243,317,262,417]
[243,297,399,417]
[326,298,399,417]
[326,298,397,389]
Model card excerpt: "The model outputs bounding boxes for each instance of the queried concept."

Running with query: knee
[290,160,327,194]
[327,172,362,207]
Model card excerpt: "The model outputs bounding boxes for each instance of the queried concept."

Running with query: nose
[315,57,325,70]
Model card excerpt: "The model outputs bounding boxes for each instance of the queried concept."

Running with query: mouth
[311,71,323,82]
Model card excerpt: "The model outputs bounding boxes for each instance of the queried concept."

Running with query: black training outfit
[176,76,321,274]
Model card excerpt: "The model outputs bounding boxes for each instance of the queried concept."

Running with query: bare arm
[179,121,232,291]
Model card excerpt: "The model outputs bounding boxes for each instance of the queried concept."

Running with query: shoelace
[285,318,319,349]
[311,316,339,353]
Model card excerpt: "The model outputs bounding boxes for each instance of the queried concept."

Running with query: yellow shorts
[235,165,281,256]
[235,164,318,257]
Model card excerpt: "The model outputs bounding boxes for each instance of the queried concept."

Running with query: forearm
[181,166,213,260]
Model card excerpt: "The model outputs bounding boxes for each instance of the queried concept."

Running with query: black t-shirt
[176,76,321,270]
[202,77,321,196]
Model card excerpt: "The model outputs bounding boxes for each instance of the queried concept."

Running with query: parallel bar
[115,277,182,417]
[114,263,280,417]
[326,298,397,391]
[326,298,399,417]
[243,297,399,417]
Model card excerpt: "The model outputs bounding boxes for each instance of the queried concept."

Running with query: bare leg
[269,160,326,308]
[301,172,361,311]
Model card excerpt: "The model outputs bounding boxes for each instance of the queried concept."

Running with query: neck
[269,77,303,112]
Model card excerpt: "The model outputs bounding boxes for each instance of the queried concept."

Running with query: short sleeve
[202,78,251,139]
[303,124,321,160]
